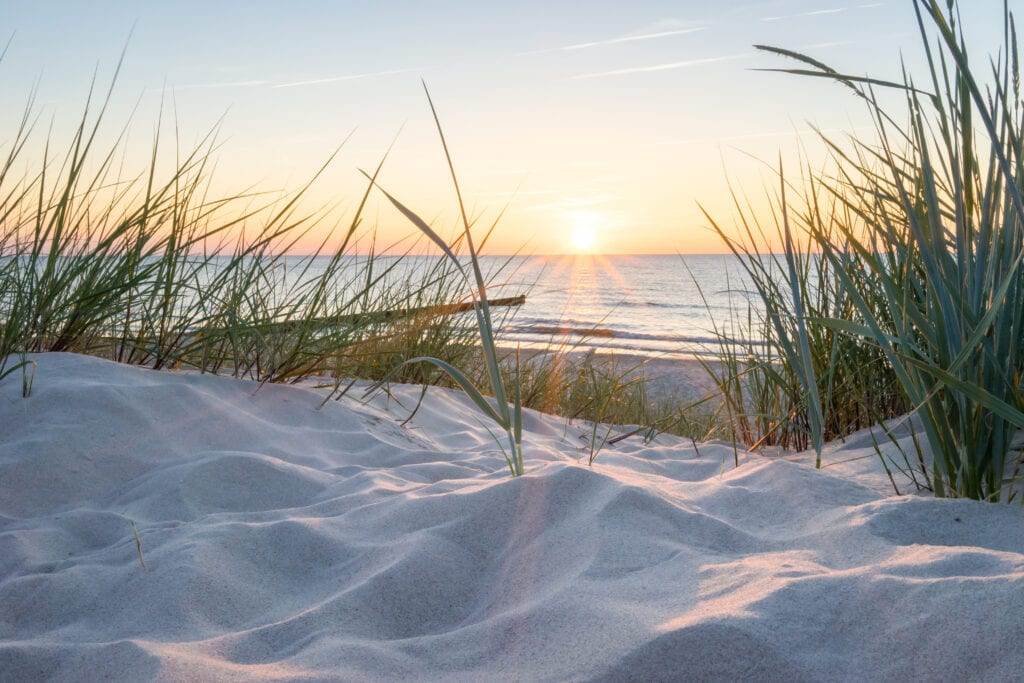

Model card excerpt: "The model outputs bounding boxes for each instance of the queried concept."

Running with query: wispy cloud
[519,26,707,56]
[799,40,856,50]
[524,194,620,212]
[273,67,424,89]
[571,53,748,80]
[478,189,567,198]
[147,79,268,93]
[650,125,872,146]
[763,7,847,22]
[762,3,883,22]
[147,66,423,94]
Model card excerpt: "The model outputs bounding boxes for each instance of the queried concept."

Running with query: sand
[508,346,723,406]
[1,353,1023,681]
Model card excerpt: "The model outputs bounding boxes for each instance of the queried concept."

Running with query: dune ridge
[1,353,1022,681]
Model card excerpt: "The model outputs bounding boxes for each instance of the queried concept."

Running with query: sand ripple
[1,354,1022,681]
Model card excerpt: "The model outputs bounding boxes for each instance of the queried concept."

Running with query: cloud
[762,7,847,22]
[799,40,856,49]
[519,26,707,56]
[629,18,708,34]
[650,125,873,146]
[524,194,620,212]
[762,3,883,22]
[478,189,567,198]
[147,65,425,94]
[273,67,424,89]
[571,53,748,80]
[148,79,268,93]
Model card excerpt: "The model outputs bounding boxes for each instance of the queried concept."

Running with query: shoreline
[501,344,723,406]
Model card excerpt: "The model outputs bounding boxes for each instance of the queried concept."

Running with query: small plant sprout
[130,519,146,571]
[21,355,35,399]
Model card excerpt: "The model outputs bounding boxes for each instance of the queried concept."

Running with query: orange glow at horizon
[2,0,987,257]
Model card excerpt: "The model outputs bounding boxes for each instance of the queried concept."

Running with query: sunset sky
[1,1,1007,254]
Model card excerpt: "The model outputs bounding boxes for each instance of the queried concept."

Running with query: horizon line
[274,250,782,258]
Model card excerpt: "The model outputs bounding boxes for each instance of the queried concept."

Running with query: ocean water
[480,254,762,358]
[259,253,763,359]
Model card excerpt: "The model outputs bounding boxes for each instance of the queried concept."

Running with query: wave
[502,323,766,348]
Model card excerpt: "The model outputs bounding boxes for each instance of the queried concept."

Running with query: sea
[477,254,762,359]
[269,253,764,360]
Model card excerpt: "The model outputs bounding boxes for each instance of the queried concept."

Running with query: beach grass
[361,83,528,476]
[0,47,709,479]
[4,0,1022,499]
[706,0,1024,501]
[0,52,495,394]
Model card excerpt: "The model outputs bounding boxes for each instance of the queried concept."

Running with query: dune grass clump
[0,46,706,475]
[712,0,1024,501]
[0,51,496,391]
[702,171,909,460]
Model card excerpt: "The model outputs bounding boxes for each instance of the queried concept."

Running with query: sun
[569,211,601,253]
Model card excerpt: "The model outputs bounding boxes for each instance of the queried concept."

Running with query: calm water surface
[481,254,762,358]
[270,253,764,359]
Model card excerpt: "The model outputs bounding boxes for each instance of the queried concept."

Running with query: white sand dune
[1,353,1023,681]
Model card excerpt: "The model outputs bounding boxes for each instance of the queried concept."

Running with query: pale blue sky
[0,1,1008,253]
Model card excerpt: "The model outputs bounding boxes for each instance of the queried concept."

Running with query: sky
[0,1,1009,255]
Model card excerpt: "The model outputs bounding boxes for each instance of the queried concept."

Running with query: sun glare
[569,211,601,253]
